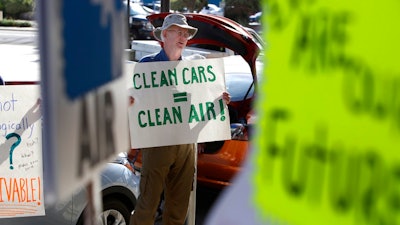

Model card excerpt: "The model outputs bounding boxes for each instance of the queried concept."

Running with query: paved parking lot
[0,44,40,82]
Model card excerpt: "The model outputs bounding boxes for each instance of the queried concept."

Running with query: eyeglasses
[166,29,192,39]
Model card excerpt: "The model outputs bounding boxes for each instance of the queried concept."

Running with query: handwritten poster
[251,0,400,225]
[205,1,400,225]
[126,58,231,148]
[0,85,44,218]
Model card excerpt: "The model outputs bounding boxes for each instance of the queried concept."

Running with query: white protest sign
[126,58,231,148]
[0,85,45,218]
[44,77,129,201]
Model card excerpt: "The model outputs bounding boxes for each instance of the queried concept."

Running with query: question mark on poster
[6,133,21,170]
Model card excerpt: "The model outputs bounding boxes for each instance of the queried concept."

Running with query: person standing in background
[129,13,230,225]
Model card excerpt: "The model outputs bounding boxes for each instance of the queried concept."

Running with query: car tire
[100,197,132,225]
[76,197,132,225]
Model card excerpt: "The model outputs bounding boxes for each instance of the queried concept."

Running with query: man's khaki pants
[130,144,195,225]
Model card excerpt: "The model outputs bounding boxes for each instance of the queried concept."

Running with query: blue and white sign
[62,0,125,99]
[38,0,129,202]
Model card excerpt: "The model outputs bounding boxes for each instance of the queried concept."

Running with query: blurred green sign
[254,0,400,224]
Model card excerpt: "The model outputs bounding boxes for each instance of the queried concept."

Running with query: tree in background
[170,0,260,26]
[171,0,207,13]
[0,0,34,19]
[224,0,260,25]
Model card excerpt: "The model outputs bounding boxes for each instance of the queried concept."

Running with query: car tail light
[4,81,40,85]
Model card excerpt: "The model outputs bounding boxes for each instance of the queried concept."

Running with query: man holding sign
[128,13,230,225]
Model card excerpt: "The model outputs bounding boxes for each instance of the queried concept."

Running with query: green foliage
[225,0,261,25]
[171,0,261,26]
[171,0,206,12]
[0,18,32,27]
[1,0,34,19]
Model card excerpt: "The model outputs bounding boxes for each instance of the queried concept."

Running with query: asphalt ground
[0,44,40,82]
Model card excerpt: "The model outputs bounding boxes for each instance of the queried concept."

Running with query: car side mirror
[230,123,248,140]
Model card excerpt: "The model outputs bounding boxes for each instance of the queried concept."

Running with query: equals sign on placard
[173,92,188,102]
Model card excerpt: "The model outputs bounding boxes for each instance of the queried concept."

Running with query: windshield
[129,3,149,16]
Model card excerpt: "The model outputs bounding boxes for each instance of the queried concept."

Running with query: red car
[124,12,262,190]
